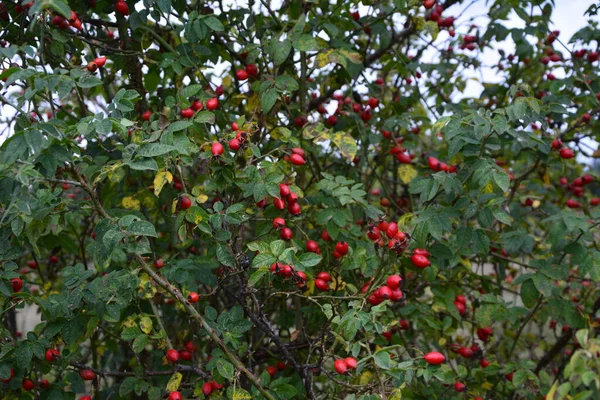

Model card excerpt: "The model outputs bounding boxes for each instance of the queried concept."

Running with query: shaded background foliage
[1,0,600,399]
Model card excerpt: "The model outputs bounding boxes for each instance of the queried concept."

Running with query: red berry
[273,217,286,229]
[424,351,445,365]
[273,198,285,210]
[411,254,431,268]
[10,278,22,292]
[505,372,514,381]
[115,0,129,15]
[386,275,402,290]
[277,361,286,370]
[39,379,49,389]
[336,241,349,255]
[80,397,92,400]
[288,201,301,215]
[179,196,192,210]
[142,110,152,121]
[315,278,329,291]
[290,154,306,165]
[455,294,467,305]
[235,69,249,80]
[454,300,466,315]
[368,97,379,108]
[45,349,59,362]
[424,0,436,9]
[321,230,331,241]
[386,222,398,239]
[206,98,219,111]
[179,349,192,360]
[94,56,107,67]
[229,138,241,151]
[480,359,490,368]
[245,64,259,77]
[367,226,381,241]
[306,240,319,253]
[345,357,357,369]
[154,259,164,269]
[168,391,182,400]
[267,365,277,376]
[79,369,95,381]
[566,199,582,209]
[27,260,37,269]
[166,349,179,363]
[211,142,224,156]
[22,379,34,391]
[50,255,59,263]
[559,148,574,159]
[181,108,194,118]
[188,292,199,303]
[454,382,466,392]
[334,359,347,374]
[202,382,213,396]
[280,227,293,240]
[294,115,307,127]
[458,347,473,358]
[317,272,332,282]
[390,288,403,301]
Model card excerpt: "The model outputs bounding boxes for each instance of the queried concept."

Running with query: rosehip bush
[1,0,600,399]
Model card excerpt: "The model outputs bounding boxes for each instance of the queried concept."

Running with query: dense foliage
[1,0,600,399]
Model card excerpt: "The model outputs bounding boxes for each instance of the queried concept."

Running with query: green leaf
[270,240,286,257]
[166,121,193,134]
[132,334,148,353]
[298,252,322,267]
[49,0,72,18]
[127,220,158,237]
[261,89,278,113]
[216,359,234,380]
[77,75,103,89]
[520,279,539,308]
[203,16,224,31]
[195,111,215,124]
[272,39,292,66]
[156,0,172,14]
[15,343,33,368]
[216,244,235,267]
[119,377,138,397]
[275,75,299,92]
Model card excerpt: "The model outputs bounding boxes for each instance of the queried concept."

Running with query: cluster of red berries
[333,357,358,374]
[476,326,493,342]
[266,361,287,377]
[453,294,468,315]
[283,147,306,166]
[427,156,458,173]
[181,97,219,119]
[270,262,307,289]
[559,174,597,208]
[425,2,455,31]
[234,63,259,81]
[389,139,415,164]
[551,138,575,159]
[51,10,84,31]
[314,271,332,292]
[228,122,249,151]
[366,221,409,254]
[366,274,403,306]
[273,183,301,218]
[459,34,479,51]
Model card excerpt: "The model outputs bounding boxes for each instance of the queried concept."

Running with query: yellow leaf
[232,388,253,400]
[389,387,404,400]
[166,372,183,392]
[438,337,447,346]
[314,50,335,68]
[481,381,494,390]
[543,172,551,186]
[171,198,178,214]
[359,371,373,385]
[139,315,153,334]
[121,196,140,211]
[330,276,346,291]
[154,171,173,197]
[546,382,559,399]
[246,92,260,114]
[397,165,418,184]
[397,213,413,231]
[482,182,494,194]
[331,131,358,161]
[222,75,233,90]
[460,257,471,269]
[532,200,541,209]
